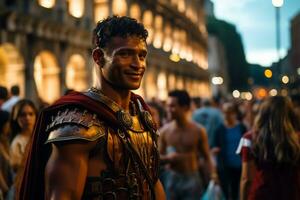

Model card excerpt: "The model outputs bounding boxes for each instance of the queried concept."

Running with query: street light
[211,76,223,85]
[272,0,283,7]
[281,75,289,84]
[264,69,273,78]
[232,90,240,98]
[272,0,284,87]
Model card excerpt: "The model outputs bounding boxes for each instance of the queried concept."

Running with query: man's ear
[92,48,105,67]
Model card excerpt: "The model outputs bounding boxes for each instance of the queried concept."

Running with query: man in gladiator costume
[18,16,166,200]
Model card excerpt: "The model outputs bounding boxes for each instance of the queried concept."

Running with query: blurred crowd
[148,90,300,200]
[1,84,300,200]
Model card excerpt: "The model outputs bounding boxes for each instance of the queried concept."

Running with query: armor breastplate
[81,88,159,200]
[47,89,159,200]
[82,114,158,200]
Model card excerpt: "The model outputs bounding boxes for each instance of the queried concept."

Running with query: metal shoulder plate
[45,108,106,144]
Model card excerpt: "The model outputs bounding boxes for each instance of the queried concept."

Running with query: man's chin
[127,83,141,91]
[130,86,141,91]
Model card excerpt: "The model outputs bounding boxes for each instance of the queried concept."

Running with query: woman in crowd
[0,110,12,200]
[9,99,37,198]
[212,101,247,200]
[239,96,300,200]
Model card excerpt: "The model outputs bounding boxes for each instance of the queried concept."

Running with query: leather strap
[116,129,156,200]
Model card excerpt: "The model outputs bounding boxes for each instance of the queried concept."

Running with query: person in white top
[1,85,20,113]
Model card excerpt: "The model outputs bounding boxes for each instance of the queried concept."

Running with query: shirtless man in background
[159,90,217,200]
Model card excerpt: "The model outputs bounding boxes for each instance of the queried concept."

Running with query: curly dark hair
[93,16,148,48]
[168,90,191,107]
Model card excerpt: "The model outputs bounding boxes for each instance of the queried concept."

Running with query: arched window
[168,73,176,91]
[163,24,172,52]
[66,54,87,91]
[144,69,157,99]
[67,0,84,18]
[34,51,60,103]
[112,0,127,16]
[94,0,109,22]
[153,15,163,49]
[38,0,55,8]
[178,0,185,12]
[176,76,184,89]
[0,43,25,97]
[157,72,167,100]
[143,10,153,43]
[130,4,141,21]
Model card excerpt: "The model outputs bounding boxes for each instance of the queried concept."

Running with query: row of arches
[94,1,207,69]
[37,0,207,69]
[138,68,211,100]
[38,0,201,24]
[0,43,210,103]
[0,43,88,103]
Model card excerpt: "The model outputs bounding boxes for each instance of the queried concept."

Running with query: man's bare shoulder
[190,121,205,132]
[159,121,175,135]
[51,137,98,155]
[188,121,207,139]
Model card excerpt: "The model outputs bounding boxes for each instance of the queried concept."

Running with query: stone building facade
[0,0,210,104]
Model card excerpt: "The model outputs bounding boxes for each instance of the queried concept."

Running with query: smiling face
[96,36,147,91]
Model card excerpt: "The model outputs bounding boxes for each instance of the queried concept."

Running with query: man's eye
[139,53,146,60]
[118,51,130,57]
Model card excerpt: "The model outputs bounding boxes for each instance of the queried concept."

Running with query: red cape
[18,91,151,200]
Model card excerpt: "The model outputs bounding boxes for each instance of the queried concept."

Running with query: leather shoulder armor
[45,108,106,144]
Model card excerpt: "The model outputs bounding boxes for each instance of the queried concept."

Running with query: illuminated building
[0,0,209,103]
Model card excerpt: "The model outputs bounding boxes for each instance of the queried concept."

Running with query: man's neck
[96,83,131,112]
[175,114,189,128]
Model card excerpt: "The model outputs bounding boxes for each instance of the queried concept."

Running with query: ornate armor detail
[45,108,105,143]
[48,89,160,199]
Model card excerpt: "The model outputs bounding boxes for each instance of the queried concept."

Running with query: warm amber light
[143,10,153,43]
[257,88,267,98]
[94,0,109,22]
[130,4,141,21]
[178,0,186,12]
[169,54,180,62]
[241,92,253,100]
[112,0,127,16]
[269,89,278,96]
[66,54,87,91]
[264,69,273,78]
[232,90,240,98]
[211,76,223,85]
[38,0,55,8]
[68,0,84,18]
[153,31,162,49]
[281,75,289,84]
[34,51,60,103]
[0,43,25,97]
[157,72,167,100]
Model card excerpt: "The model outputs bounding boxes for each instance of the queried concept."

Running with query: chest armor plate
[83,115,159,200]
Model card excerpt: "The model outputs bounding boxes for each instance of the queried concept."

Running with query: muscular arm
[240,160,255,200]
[45,141,96,200]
